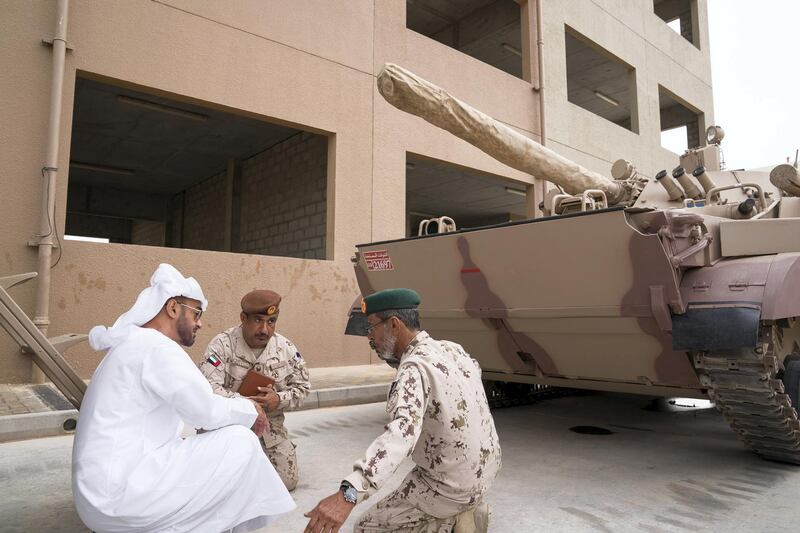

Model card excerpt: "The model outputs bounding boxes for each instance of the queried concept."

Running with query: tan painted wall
[0,0,713,382]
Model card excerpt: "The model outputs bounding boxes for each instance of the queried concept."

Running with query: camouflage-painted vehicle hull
[353,208,800,462]
[354,63,800,463]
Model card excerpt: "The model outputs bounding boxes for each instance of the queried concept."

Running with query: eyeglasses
[366,316,392,334]
[177,302,203,321]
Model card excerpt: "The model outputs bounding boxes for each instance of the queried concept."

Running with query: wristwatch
[339,480,358,504]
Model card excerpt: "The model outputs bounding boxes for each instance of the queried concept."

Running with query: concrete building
[0,0,713,383]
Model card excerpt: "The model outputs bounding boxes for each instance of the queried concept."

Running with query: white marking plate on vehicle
[363,250,394,271]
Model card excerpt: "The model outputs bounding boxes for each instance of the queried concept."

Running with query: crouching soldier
[200,289,310,491]
[305,288,501,532]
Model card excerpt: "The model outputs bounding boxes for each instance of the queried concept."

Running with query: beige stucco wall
[0,0,713,382]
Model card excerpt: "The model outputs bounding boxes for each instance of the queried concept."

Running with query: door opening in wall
[67,76,329,260]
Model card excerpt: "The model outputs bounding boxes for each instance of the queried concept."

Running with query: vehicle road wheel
[782,353,800,409]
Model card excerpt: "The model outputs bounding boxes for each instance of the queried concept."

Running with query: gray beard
[376,331,400,368]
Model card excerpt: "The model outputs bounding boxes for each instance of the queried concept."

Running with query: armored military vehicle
[348,64,800,464]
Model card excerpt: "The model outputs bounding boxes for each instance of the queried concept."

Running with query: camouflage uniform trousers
[260,435,299,492]
[355,468,476,533]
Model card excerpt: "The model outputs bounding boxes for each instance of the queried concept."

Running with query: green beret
[362,288,421,315]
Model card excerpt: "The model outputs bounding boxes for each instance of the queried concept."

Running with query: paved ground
[0,384,52,415]
[1,392,799,532]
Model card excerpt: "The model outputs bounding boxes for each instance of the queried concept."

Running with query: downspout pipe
[535,0,546,148]
[33,0,69,382]
[534,0,547,215]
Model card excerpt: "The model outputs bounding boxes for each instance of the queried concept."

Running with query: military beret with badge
[241,289,281,316]
[361,288,421,315]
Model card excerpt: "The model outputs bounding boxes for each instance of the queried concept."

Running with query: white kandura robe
[72,326,295,533]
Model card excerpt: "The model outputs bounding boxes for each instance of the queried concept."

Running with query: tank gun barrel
[377,63,631,205]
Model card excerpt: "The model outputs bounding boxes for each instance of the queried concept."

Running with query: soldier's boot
[473,502,490,533]
[453,508,475,533]
[453,502,489,533]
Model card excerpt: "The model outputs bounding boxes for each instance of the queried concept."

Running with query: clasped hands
[250,385,280,412]
[248,385,279,437]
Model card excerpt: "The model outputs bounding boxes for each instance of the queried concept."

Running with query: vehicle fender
[762,253,800,320]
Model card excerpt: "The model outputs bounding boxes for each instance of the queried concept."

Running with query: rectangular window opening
[405,153,527,237]
[564,26,639,133]
[67,76,329,260]
[660,125,688,155]
[658,85,703,154]
[666,18,681,35]
[653,0,700,49]
[64,235,111,244]
[406,0,524,79]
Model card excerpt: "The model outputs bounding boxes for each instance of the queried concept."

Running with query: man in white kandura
[72,263,295,533]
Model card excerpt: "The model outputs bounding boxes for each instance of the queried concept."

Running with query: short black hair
[375,308,420,330]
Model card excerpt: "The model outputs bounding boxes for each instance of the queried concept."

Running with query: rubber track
[692,324,800,464]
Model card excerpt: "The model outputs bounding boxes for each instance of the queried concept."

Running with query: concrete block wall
[130,219,165,247]
[238,132,327,260]
[181,169,227,251]
[65,213,131,243]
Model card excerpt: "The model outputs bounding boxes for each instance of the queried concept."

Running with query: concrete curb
[299,383,390,411]
[0,383,391,443]
[0,409,79,443]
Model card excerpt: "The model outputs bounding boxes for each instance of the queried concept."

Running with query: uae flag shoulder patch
[207,354,222,367]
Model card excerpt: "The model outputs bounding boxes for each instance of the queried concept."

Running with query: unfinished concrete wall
[238,132,327,259]
[543,0,713,177]
[130,220,165,247]
[181,169,227,251]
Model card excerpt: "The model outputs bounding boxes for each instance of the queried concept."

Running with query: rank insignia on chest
[207,354,222,367]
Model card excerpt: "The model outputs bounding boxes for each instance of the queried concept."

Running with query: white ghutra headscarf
[89,263,207,351]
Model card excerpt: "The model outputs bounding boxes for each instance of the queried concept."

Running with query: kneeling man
[305,288,501,533]
[200,289,310,491]
[72,264,295,533]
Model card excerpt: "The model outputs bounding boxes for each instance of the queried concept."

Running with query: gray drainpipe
[535,0,546,149]
[33,0,70,382]
[526,0,547,218]
[534,0,547,214]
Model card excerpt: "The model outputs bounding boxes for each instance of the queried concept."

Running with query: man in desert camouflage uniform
[305,288,501,533]
[199,289,310,491]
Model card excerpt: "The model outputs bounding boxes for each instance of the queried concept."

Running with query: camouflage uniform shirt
[199,326,310,447]
[344,330,501,505]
